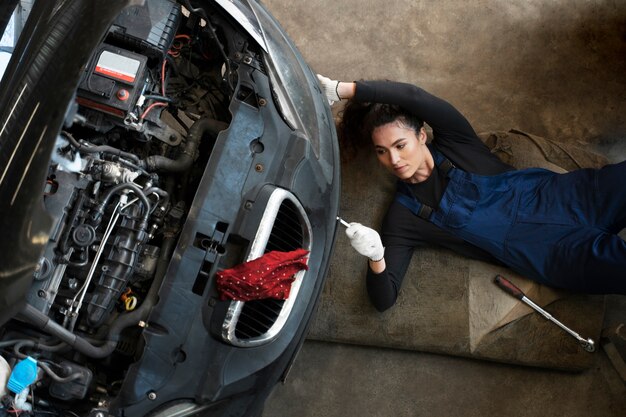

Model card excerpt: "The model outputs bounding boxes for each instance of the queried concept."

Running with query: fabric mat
[308,130,609,370]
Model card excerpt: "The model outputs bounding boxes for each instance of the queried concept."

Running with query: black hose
[12,341,83,383]
[144,187,169,201]
[91,182,152,226]
[144,186,170,215]
[144,118,226,172]
[39,362,83,383]
[18,304,116,359]
[64,132,140,164]
[0,339,64,350]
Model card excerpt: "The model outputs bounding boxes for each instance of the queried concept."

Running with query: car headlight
[250,1,321,155]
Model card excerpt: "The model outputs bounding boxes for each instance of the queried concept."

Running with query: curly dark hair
[337,99,424,161]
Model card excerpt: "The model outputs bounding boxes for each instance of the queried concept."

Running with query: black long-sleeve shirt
[354,80,514,311]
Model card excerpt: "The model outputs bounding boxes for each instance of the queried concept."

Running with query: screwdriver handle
[494,275,525,300]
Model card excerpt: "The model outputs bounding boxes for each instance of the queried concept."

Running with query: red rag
[216,248,309,301]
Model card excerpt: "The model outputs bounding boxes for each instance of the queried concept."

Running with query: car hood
[213,0,267,52]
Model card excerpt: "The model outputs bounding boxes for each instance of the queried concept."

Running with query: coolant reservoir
[7,356,37,394]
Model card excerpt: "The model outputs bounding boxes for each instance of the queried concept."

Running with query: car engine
[0,1,264,414]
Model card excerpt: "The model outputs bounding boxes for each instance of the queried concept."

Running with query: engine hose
[144,186,169,202]
[12,341,83,383]
[91,182,151,226]
[0,339,64,351]
[39,361,83,383]
[144,187,170,216]
[65,132,140,164]
[17,236,177,359]
[14,340,66,353]
[144,118,226,172]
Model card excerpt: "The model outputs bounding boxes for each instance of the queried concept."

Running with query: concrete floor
[262,297,626,417]
[264,340,625,417]
[260,0,626,415]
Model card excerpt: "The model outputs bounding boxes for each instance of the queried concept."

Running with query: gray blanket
[307,130,609,371]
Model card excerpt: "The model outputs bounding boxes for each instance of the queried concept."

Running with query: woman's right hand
[345,222,385,262]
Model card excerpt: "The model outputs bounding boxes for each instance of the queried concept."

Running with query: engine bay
[0,1,267,414]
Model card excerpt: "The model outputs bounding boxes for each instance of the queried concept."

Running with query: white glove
[345,223,385,262]
[316,74,341,105]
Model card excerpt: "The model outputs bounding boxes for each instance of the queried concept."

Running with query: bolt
[258,98,267,107]
[244,201,253,210]
[147,391,157,401]
[37,290,46,298]
[243,56,252,65]
[255,164,264,172]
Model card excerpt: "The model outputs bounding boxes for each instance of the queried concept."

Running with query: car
[0,0,340,416]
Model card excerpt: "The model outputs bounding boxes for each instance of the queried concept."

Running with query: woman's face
[371,121,432,183]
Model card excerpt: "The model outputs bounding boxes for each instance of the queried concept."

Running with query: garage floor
[260,0,626,415]
[264,299,625,417]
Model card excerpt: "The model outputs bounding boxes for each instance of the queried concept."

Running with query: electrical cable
[140,102,168,120]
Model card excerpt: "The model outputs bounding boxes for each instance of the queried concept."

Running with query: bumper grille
[235,299,282,339]
[265,200,304,252]
[222,189,311,346]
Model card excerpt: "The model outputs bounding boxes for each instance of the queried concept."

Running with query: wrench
[494,275,595,352]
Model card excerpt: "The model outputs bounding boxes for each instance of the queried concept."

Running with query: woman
[317,75,626,312]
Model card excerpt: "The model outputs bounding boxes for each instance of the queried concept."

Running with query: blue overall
[396,146,626,294]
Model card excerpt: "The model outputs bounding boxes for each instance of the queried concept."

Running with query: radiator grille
[234,299,283,339]
[222,189,311,346]
[265,200,304,252]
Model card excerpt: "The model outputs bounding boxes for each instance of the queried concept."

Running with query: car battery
[76,45,148,118]
[107,0,181,58]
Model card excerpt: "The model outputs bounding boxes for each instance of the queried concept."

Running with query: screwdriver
[336,217,350,228]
